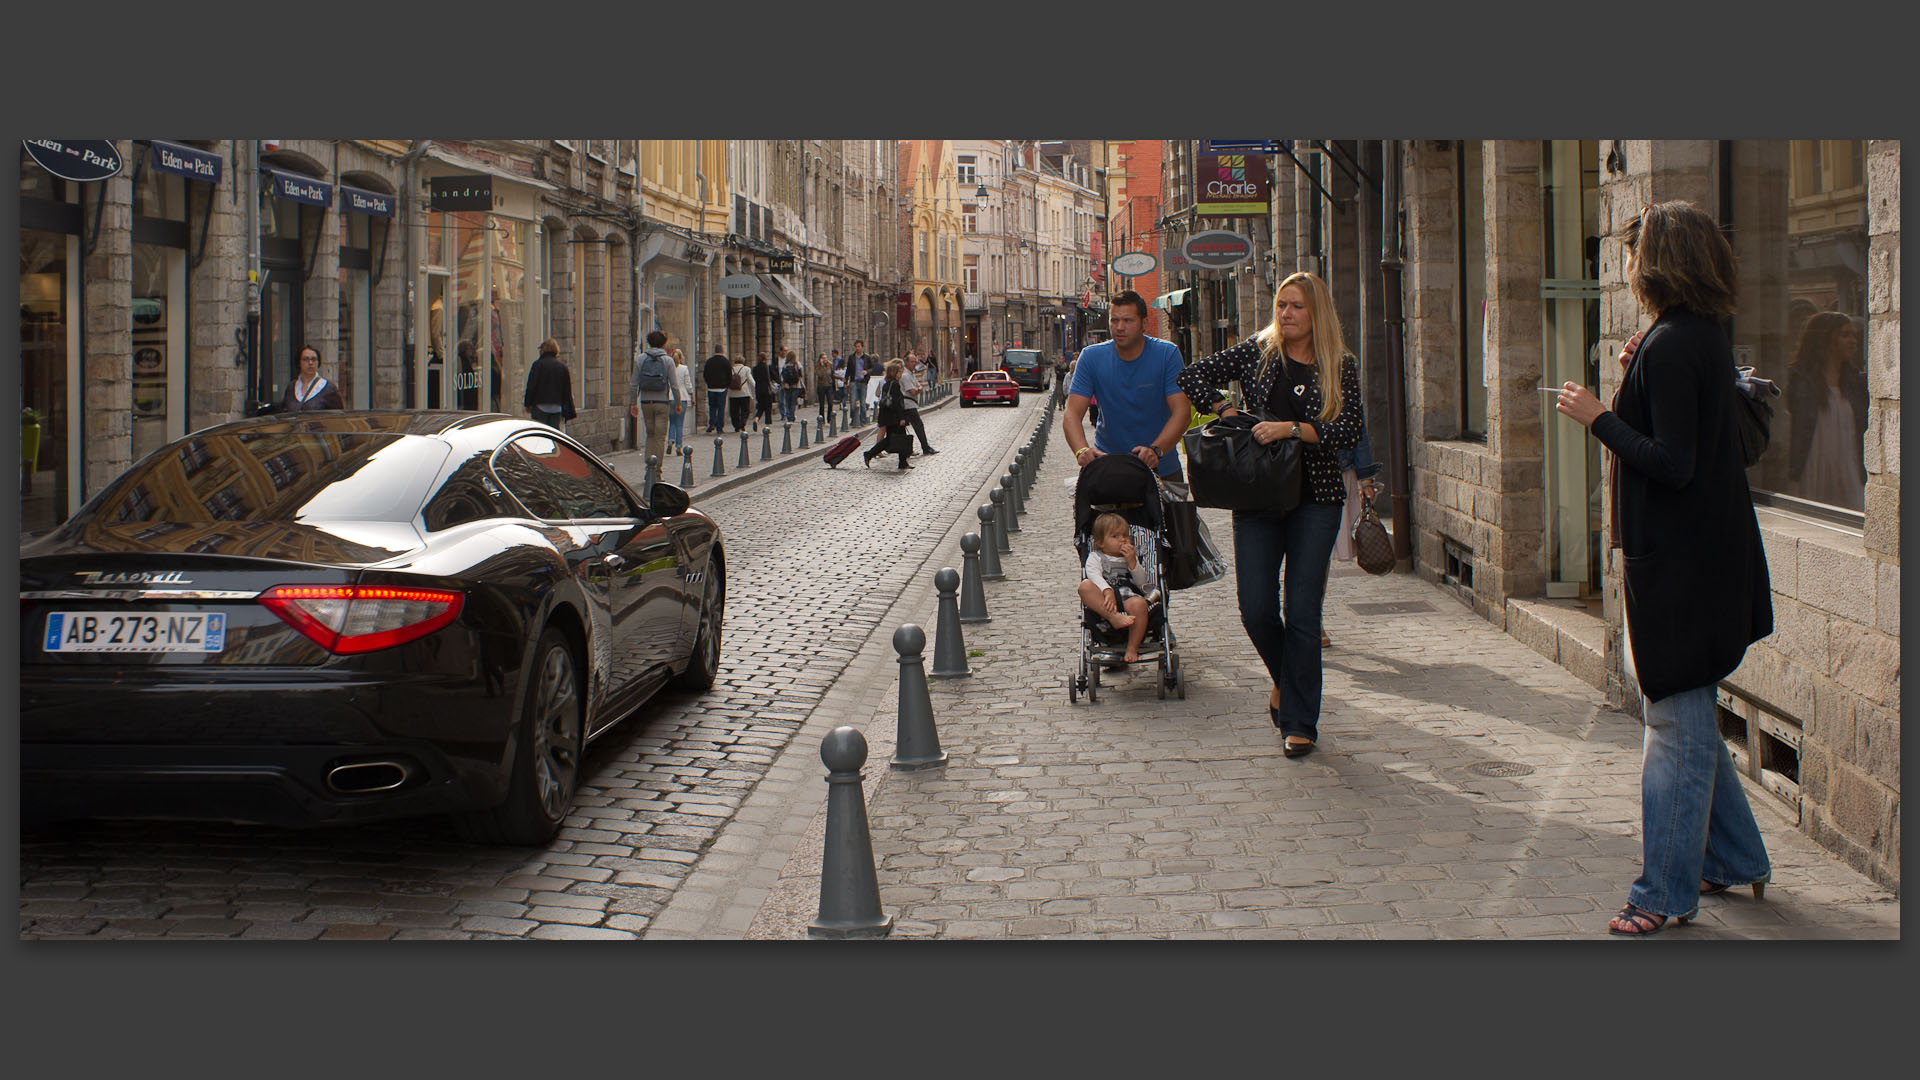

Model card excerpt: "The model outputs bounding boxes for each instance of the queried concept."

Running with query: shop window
[131,153,189,463]
[1722,140,1872,524]
[1457,141,1488,440]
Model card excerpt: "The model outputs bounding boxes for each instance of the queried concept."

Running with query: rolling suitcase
[822,434,862,468]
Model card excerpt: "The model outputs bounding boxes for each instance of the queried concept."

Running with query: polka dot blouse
[1176,338,1366,506]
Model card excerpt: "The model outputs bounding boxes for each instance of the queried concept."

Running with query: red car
[960,370,1021,407]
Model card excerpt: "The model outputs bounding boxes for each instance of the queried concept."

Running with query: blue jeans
[1627,683,1771,918]
[779,386,799,421]
[1230,501,1341,742]
[666,404,684,449]
[706,390,727,432]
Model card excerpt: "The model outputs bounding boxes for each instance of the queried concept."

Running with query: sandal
[1608,902,1689,937]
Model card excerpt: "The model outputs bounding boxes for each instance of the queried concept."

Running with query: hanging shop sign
[896,291,912,331]
[1194,154,1271,217]
[719,273,761,298]
[429,174,494,211]
[340,185,395,218]
[149,140,222,184]
[1110,251,1157,277]
[265,168,332,207]
[767,253,797,275]
[22,139,124,182]
[1182,230,1254,270]
[1162,247,1198,272]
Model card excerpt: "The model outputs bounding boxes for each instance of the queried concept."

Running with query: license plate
[45,611,227,653]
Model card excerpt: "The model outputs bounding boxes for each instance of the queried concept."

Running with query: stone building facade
[20,138,908,537]
[1373,139,1901,890]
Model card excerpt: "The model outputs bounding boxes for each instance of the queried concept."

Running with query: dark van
[1000,348,1047,391]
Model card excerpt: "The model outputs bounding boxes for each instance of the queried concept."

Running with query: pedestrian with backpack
[728,354,755,432]
[630,329,681,467]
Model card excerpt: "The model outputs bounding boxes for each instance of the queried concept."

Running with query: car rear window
[73,432,450,527]
[1003,350,1043,369]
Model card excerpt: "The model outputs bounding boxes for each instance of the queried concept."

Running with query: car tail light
[258,585,464,654]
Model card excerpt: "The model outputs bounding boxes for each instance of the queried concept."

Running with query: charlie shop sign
[23,140,124,182]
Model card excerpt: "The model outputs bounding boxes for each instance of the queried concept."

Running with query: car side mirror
[649,482,690,518]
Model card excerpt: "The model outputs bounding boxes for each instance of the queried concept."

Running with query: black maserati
[19,411,726,845]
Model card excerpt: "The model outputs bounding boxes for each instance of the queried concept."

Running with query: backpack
[729,367,746,392]
[782,359,801,386]
[1732,366,1779,468]
[634,350,669,394]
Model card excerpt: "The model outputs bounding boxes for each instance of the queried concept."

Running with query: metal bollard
[958,532,989,623]
[1014,450,1028,498]
[929,569,970,679]
[808,726,893,939]
[643,455,660,493]
[782,422,792,454]
[800,419,810,450]
[989,488,1012,554]
[1008,466,1026,517]
[711,436,725,477]
[680,444,694,488]
[1000,474,1021,532]
[761,425,773,461]
[977,505,1005,581]
[890,624,947,770]
[738,431,750,469]
[826,409,836,437]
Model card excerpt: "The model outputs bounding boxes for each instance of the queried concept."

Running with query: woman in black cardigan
[1556,201,1773,937]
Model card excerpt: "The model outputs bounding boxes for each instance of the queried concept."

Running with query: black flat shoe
[1283,737,1315,758]
[923,448,939,455]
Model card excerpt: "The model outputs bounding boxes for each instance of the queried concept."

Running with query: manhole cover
[1348,601,1436,615]
[1466,761,1535,777]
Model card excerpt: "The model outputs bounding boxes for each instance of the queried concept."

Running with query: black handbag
[1182,410,1305,513]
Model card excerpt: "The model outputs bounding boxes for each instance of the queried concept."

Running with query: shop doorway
[257,264,301,414]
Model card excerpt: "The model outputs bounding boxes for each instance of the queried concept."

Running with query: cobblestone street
[660,414,1901,941]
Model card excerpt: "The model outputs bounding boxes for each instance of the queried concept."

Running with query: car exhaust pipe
[325,759,415,794]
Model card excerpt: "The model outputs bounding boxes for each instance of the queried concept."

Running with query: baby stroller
[1068,453,1185,702]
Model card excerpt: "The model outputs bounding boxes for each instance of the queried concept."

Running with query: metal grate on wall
[1716,685,1801,820]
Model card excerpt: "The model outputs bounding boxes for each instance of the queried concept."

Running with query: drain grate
[1466,761,1535,777]
[1348,601,1436,615]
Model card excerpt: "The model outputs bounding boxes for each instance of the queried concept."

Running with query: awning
[769,273,823,318]
[263,168,331,207]
[753,275,801,316]
[1151,288,1192,310]
[149,141,222,184]
[339,185,395,218]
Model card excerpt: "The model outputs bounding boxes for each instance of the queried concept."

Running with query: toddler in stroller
[1069,453,1185,702]
[1079,512,1160,662]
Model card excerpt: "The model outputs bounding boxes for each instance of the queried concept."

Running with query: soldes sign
[1183,230,1253,270]
[23,139,124,182]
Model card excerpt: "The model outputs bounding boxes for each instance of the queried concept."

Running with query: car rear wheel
[669,558,724,692]
[454,626,582,846]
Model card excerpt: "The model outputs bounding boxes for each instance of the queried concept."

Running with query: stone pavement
[653,413,1900,941]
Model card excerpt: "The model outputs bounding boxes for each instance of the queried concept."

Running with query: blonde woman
[1175,271,1365,757]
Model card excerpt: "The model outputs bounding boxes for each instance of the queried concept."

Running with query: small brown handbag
[1351,496,1395,575]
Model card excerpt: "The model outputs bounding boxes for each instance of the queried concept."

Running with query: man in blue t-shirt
[1063,290,1191,492]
